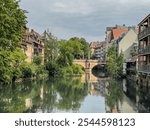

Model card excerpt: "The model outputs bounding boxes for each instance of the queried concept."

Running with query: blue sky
[20,0,150,42]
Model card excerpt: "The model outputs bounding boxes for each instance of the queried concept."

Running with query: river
[0,70,148,113]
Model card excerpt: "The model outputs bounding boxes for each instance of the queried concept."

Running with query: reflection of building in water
[89,82,106,97]
[40,85,44,100]
[105,80,137,113]
[81,71,110,83]
[82,72,110,97]
[25,98,32,109]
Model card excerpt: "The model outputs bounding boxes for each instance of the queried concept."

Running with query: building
[89,41,100,57]
[94,41,106,61]
[105,25,138,59]
[117,28,138,60]
[138,14,150,94]
[21,28,44,63]
[90,41,107,61]
[138,14,150,88]
[105,25,129,46]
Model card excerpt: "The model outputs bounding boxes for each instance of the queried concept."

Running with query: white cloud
[20,0,150,42]
[50,1,93,15]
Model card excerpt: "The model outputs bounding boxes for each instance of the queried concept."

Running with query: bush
[72,64,83,75]
[45,61,60,77]
[33,56,43,65]
[60,64,83,77]
[20,62,36,78]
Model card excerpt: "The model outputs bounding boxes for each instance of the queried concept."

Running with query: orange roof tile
[112,28,128,40]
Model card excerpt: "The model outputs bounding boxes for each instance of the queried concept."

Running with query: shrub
[20,62,36,78]
[33,55,43,65]
[72,64,83,75]
[45,61,60,77]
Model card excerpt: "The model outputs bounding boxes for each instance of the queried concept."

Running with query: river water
[0,70,148,113]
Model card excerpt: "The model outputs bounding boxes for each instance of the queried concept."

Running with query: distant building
[90,41,107,61]
[105,25,138,59]
[117,28,138,60]
[89,41,100,56]
[94,41,106,61]
[105,25,129,46]
[21,28,44,63]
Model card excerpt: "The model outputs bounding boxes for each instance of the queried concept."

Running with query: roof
[138,14,150,26]
[112,28,128,40]
[30,29,42,39]
[90,41,100,48]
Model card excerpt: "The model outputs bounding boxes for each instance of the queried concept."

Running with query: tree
[43,32,59,63]
[0,0,26,83]
[106,46,125,78]
[0,0,26,50]
[57,40,74,66]
[106,46,118,77]
[33,55,42,65]
[117,51,125,77]
[69,37,89,59]
[130,49,137,57]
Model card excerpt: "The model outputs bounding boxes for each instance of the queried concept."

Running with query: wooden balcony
[139,26,150,40]
[138,45,150,55]
[138,64,150,73]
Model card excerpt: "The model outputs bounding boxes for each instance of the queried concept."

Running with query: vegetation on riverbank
[106,46,125,78]
[44,34,89,77]
[0,0,89,84]
[0,0,26,84]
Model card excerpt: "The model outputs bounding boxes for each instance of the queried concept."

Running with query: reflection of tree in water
[106,80,124,112]
[0,77,88,113]
[55,77,88,112]
[0,80,39,112]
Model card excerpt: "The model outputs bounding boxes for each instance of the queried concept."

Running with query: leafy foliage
[106,46,125,78]
[43,32,59,63]
[0,0,26,83]
[106,80,123,111]
[0,0,26,50]
[33,55,43,65]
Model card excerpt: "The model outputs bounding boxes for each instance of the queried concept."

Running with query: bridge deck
[73,59,106,69]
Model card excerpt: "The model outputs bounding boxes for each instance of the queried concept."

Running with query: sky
[20,0,150,42]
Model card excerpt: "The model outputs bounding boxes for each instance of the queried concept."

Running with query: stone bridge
[73,59,106,70]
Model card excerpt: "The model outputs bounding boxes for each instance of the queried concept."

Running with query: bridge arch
[73,59,106,70]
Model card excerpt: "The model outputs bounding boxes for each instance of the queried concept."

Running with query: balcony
[126,75,136,81]
[126,66,136,72]
[139,45,150,55]
[138,64,150,73]
[139,26,150,40]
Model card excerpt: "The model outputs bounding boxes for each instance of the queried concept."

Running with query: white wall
[118,29,138,59]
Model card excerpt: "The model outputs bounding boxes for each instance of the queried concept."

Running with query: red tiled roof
[112,28,128,40]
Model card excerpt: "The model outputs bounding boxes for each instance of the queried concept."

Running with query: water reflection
[0,70,149,113]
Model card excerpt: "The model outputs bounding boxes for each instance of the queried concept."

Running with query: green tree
[106,46,118,77]
[0,0,26,83]
[106,46,125,78]
[69,37,89,59]
[0,0,26,50]
[57,40,74,66]
[117,51,125,77]
[43,32,59,63]
[33,55,42,65]
[130,49,137,57]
